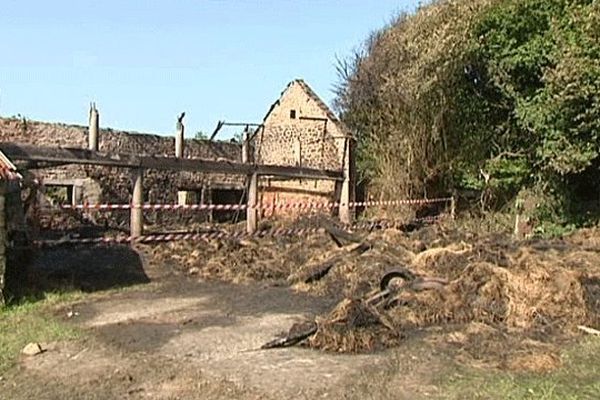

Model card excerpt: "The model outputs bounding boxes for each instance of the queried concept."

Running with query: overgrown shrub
[336,0,600,227]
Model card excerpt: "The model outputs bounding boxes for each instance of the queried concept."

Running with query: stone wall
[0,117,242,160]
[0,116,245,205]
[253,80,347,209]
[255,81,345,171]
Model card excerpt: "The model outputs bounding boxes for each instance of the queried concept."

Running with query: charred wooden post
[175,112,185,158]
[246,172,258,234]
[88,103,99,151]
[241,130,250,164]
[131,168,144,238]
[339,137,353,225]
[242,129,258,233]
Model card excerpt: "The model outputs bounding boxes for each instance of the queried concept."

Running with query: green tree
[195,130,208,140]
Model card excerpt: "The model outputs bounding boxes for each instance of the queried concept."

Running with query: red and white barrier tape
[32,215,444,247]
[33,226,326,247]
[49,197,452,212]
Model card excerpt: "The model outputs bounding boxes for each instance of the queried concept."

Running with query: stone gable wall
[254,81,347,208]
[255,82,345,171]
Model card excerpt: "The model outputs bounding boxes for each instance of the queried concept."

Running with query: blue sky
[0,0,418,138]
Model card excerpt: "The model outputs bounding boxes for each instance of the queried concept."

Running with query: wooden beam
[256,165,341,180]
[0,143,139,168]
[0,142,343,180]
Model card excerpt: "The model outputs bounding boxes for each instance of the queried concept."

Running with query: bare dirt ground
[1,276,438,399]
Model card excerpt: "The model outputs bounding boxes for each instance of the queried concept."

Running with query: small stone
[190,249,201,258]
[239,239,256,247]
[188,267,200,275]
[21,342,44,356]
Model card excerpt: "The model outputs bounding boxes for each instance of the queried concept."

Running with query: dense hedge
[336,0,600,227]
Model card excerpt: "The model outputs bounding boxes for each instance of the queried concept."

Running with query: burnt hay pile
[146,224,600,371]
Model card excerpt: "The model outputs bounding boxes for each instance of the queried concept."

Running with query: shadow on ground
[10,244,150,303]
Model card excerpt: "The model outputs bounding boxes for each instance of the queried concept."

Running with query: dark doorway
[211,188,246,222]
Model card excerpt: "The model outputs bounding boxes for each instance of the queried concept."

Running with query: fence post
[246,172,258,233]
[339,137,353,225]
[88,103,99,151]
[131,168,144,238]
[450,194,456,220]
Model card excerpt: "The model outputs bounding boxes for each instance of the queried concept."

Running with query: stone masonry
[254,79,351,215]
[0,117,244,206]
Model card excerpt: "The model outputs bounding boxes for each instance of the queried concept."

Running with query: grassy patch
[346,338,600,400]
[0,292,83,374]
[436,338,600,400]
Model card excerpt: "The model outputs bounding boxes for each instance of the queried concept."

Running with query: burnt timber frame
[0,143,342,181]
[0,141,347,236]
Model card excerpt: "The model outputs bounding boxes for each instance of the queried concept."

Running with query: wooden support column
[88,103,99,151]
[339,137,353,225]
[176,112,185,158]
[246,173,258,234]
[131,168,144,238]
[241,131,250,164]
[243,130,258,233]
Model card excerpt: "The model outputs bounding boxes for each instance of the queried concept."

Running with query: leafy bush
[336,0,600,227]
